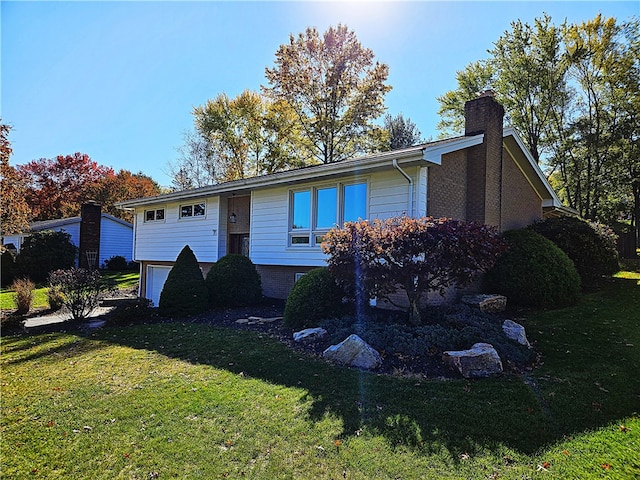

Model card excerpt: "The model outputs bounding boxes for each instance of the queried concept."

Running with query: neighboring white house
[118,94,571,306]
[2,212,134,268]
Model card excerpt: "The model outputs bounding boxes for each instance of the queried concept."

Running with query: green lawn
[0,270,139,312]
[1,273,638,479]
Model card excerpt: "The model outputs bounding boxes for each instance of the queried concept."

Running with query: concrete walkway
[22,305,116,329]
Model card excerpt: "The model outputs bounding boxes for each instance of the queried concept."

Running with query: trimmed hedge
[528,217,619,290]
[205,254,262,308]
[159,245,208,317]
[283,268,346,329]
[484,229,581,308]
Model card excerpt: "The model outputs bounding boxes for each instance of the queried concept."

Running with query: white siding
[417,166,428,217]
[250,167,418,268]
[369,170,414,219]
[99,218,133,265]
[250,187,327,267]
[134,197,220,263]
[2,234,26,251]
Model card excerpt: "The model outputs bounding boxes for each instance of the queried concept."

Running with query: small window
[144,208,165,222]
[180,202,206,218]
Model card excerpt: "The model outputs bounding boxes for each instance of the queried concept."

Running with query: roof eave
[117,147,435,209]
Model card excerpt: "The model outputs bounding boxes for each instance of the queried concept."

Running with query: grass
[1,273,638,479]
[0,270,139,312]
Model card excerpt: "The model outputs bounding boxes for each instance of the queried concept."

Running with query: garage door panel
[146,266,172,307]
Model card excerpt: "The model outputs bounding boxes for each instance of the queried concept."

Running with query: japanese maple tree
[322,216,506,325]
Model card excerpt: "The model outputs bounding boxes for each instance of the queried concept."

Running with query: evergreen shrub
[484,229,581,308]
[528,217,619,290]
[1,250,16,287]
[15,231,77,283]
[205,254,262,308]
[159,245,208,317]
[283,268,346,329]
[104,255,128,271]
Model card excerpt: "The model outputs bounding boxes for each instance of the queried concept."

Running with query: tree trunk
[407,297,421,326]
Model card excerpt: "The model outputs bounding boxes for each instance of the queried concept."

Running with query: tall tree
[173,90,305,187]
[170,130,217,190]
[383,113,424,150]
[264,24,392,164]
[19,153,114,220]
[89,170,161,222]
[0,121,32,235]
[437,61,495,137]
[437,14,639,242]
[437,15,568,164]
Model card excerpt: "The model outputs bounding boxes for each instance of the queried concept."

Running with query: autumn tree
[264,24,392,164]
[89,170,161,222]
[0,121,32,235]
[18,153,114,220]
[322,216,505,325]
[172,90,305,187]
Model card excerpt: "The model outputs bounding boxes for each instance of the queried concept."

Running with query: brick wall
[501,147,543,230]
[255,264,317,299]
[427,150,467,219]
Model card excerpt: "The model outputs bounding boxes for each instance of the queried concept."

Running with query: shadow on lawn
[25,276,639,459]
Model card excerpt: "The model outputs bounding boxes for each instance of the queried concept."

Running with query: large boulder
[502,319,531,347]
[293,327,327,343]
[323,334,382,370]
[442,343,503,378]
[461,294,507,313]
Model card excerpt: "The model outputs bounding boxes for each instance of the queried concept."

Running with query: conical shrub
[206,254,262,308]
[159,245,208,317]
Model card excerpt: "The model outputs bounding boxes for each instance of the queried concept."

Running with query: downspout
[393,159,413,217]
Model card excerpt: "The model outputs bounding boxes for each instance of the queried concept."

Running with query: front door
[228,234,250,256]
[227,195,251,257]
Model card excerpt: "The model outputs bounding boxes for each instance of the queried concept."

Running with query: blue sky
[2,1,638,187]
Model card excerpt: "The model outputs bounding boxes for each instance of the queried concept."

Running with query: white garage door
[146,266,172,307]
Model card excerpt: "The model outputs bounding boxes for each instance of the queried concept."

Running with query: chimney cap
[476,89,496,98]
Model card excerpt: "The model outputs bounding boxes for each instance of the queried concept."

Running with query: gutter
[393,159,413,217]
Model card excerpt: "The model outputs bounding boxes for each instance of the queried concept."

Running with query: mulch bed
[182,300,456,379]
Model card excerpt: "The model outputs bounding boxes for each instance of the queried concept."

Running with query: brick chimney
[464,91,504,227]
[79,201,101,270]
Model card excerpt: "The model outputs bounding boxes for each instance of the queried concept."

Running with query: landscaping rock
[502,319,531,347]
[461,294,507,313]
[293,327,327,343]
[323,334,382,370]
[442,343,503,378]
